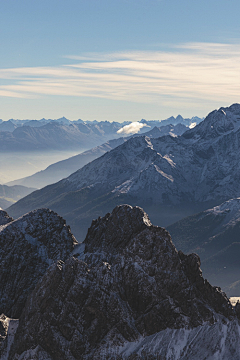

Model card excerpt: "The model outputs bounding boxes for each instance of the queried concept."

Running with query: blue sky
[0,0,240,121]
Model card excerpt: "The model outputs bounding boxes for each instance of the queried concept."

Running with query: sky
[0,0,240,122]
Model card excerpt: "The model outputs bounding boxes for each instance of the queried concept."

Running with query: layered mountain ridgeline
[137,123,188,138]
[0,115,201,133]
[0,184,36,209]
[140,114,203,128]
[0,115,198,152]
[168,197,240,296]
[7,123,188,189]
[2,205,240,360]
[0,122,122,152]
[0,118,125,134]
[7,103,240,241]
[7,138,127,189]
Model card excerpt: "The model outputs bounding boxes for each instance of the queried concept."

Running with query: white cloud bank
[0,42,240,109]
[117,122,149,134]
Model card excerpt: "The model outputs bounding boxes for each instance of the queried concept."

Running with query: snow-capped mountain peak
[183,103,240,142]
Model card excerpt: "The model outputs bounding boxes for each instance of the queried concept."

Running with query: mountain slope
[8,103,240,241]
[168,197,240,295]
[0,116,194,152]
[7,124,188,189]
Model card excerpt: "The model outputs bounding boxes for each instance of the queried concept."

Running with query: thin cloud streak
[0,43,240,106]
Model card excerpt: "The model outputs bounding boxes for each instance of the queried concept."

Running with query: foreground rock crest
[3,205,236,360]
[0,208,77,319]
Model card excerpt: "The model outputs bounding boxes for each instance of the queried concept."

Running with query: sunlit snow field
[229,297,240,306]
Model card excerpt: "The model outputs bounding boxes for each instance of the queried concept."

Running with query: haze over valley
[1,115,198,184]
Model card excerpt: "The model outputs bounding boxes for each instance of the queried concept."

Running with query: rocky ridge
[0,115,197,152]
[0,209,13,226]
[0,208,77,319]
[4,205,239,360]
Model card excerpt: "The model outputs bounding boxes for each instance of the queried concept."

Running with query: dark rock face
[0,208,77,318]
[84,205,152,259]
[0,208,13,225]
[8,205,233,359]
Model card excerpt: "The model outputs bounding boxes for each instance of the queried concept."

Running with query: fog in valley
[0,150,81,184]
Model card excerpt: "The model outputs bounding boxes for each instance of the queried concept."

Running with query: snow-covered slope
[7,124,188,189]
[118,319,240,360]
[169,197,240,255]
[183,103,240,142]
[168,197,240,295]
[7,103,240,241]
[207,197,240,226]
[138,123,188,138]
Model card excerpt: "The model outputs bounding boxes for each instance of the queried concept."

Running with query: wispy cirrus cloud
[0,42,240,106]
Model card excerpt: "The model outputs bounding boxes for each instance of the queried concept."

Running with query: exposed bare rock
[8,205,234,359]
[0,209,13,226]
[0,208,77,319]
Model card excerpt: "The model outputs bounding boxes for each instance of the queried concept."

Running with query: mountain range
[140,114,202,127]
[7,123,188,189]
[0,115,201,152]
[0,114,202,132]
[0,122,120,152]
[2,106,240,358]
[7,103,240,243]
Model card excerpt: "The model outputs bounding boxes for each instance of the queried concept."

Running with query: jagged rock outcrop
[0,208,13,226]
[7,205,235,360]
[0,208,77,319]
